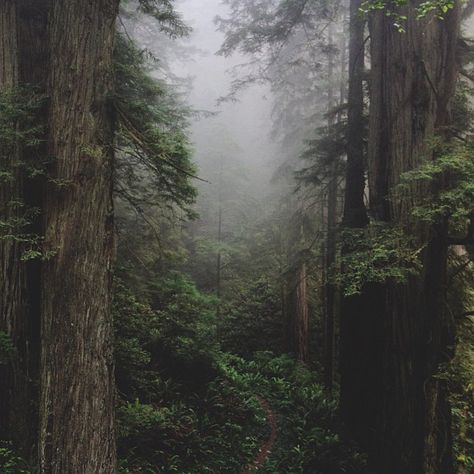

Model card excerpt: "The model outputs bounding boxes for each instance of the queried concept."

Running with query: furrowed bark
[0,0,48,459]
[0,0,25,450]
[343,3,461,472]
[39,0,119,471]
[340,0,372,441]
[342,0,367,229]
[287,216,309,364]
[323,20,337,392]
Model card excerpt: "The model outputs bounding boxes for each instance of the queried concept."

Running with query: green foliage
[114,277,263,473]
[114,33,197,219]
[216,0,339,106]
[0,86,45,190]
[220,278,285,357]
[220,352,367,473]
[0,332,15,365]
[117,375,263,473]
[0,442,30,474]
[114,281,161,400]
[0,87,44,156]
[219,0,309,53]
[337,222,423,296]
[360,0,455,32]
[441,263,474,472]
[397,143,474,235]
[298,118,349,188]
[449,312,474,471]
[0,203,40,246]
[0,87,49,261]
[114,273,218,398]
[122,0,190,38]
[149,272,219,375]
[115,274,365,472]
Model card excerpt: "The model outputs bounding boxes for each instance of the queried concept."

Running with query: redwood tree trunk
[38,0,119,471]
[342,3,461,472]
[287,216,309,363]
[0,0,48,458]
[342,0,367,229]
[293,262,309,363]
[323,21,337,391]
[340,0,372,441]
[0,0,26,449]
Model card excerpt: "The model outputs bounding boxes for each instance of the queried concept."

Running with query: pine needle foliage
[122,0,190,38]
[113,33,198,219]
[297,119,347,187]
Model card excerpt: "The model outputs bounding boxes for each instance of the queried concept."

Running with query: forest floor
[242,397,278,474]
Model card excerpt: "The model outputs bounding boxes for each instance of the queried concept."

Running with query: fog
[174,0,277,195]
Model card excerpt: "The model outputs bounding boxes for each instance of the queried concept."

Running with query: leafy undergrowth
[115,275,366,473]
[118,352,367,473]
[1,275,366,474]
[220,352,367,474]
[115,275,265,473]
[0,442,30,474]
[117,367,266,473]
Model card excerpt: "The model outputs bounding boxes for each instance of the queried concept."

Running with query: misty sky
[174,0,277,187]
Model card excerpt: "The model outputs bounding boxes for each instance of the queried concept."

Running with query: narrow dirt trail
[242,397,278,474]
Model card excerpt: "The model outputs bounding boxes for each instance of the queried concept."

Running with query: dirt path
[242,397,278,474]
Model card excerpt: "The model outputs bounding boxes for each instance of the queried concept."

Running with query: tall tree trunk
[38,0,119,471]
[17,1,49,459]
[323,20,338,391]
[0,0,26,450]
[342,0,367,229]
[0,0,48,458]
[216,162,223,320]
[287,214,309,363]
[339,0,372,440]
[293,261,309,363]
[342,3,461,472]
[216,204,222,315]
[288,261,309,363]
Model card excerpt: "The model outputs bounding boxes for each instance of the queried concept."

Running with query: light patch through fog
[174,0,277,190]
